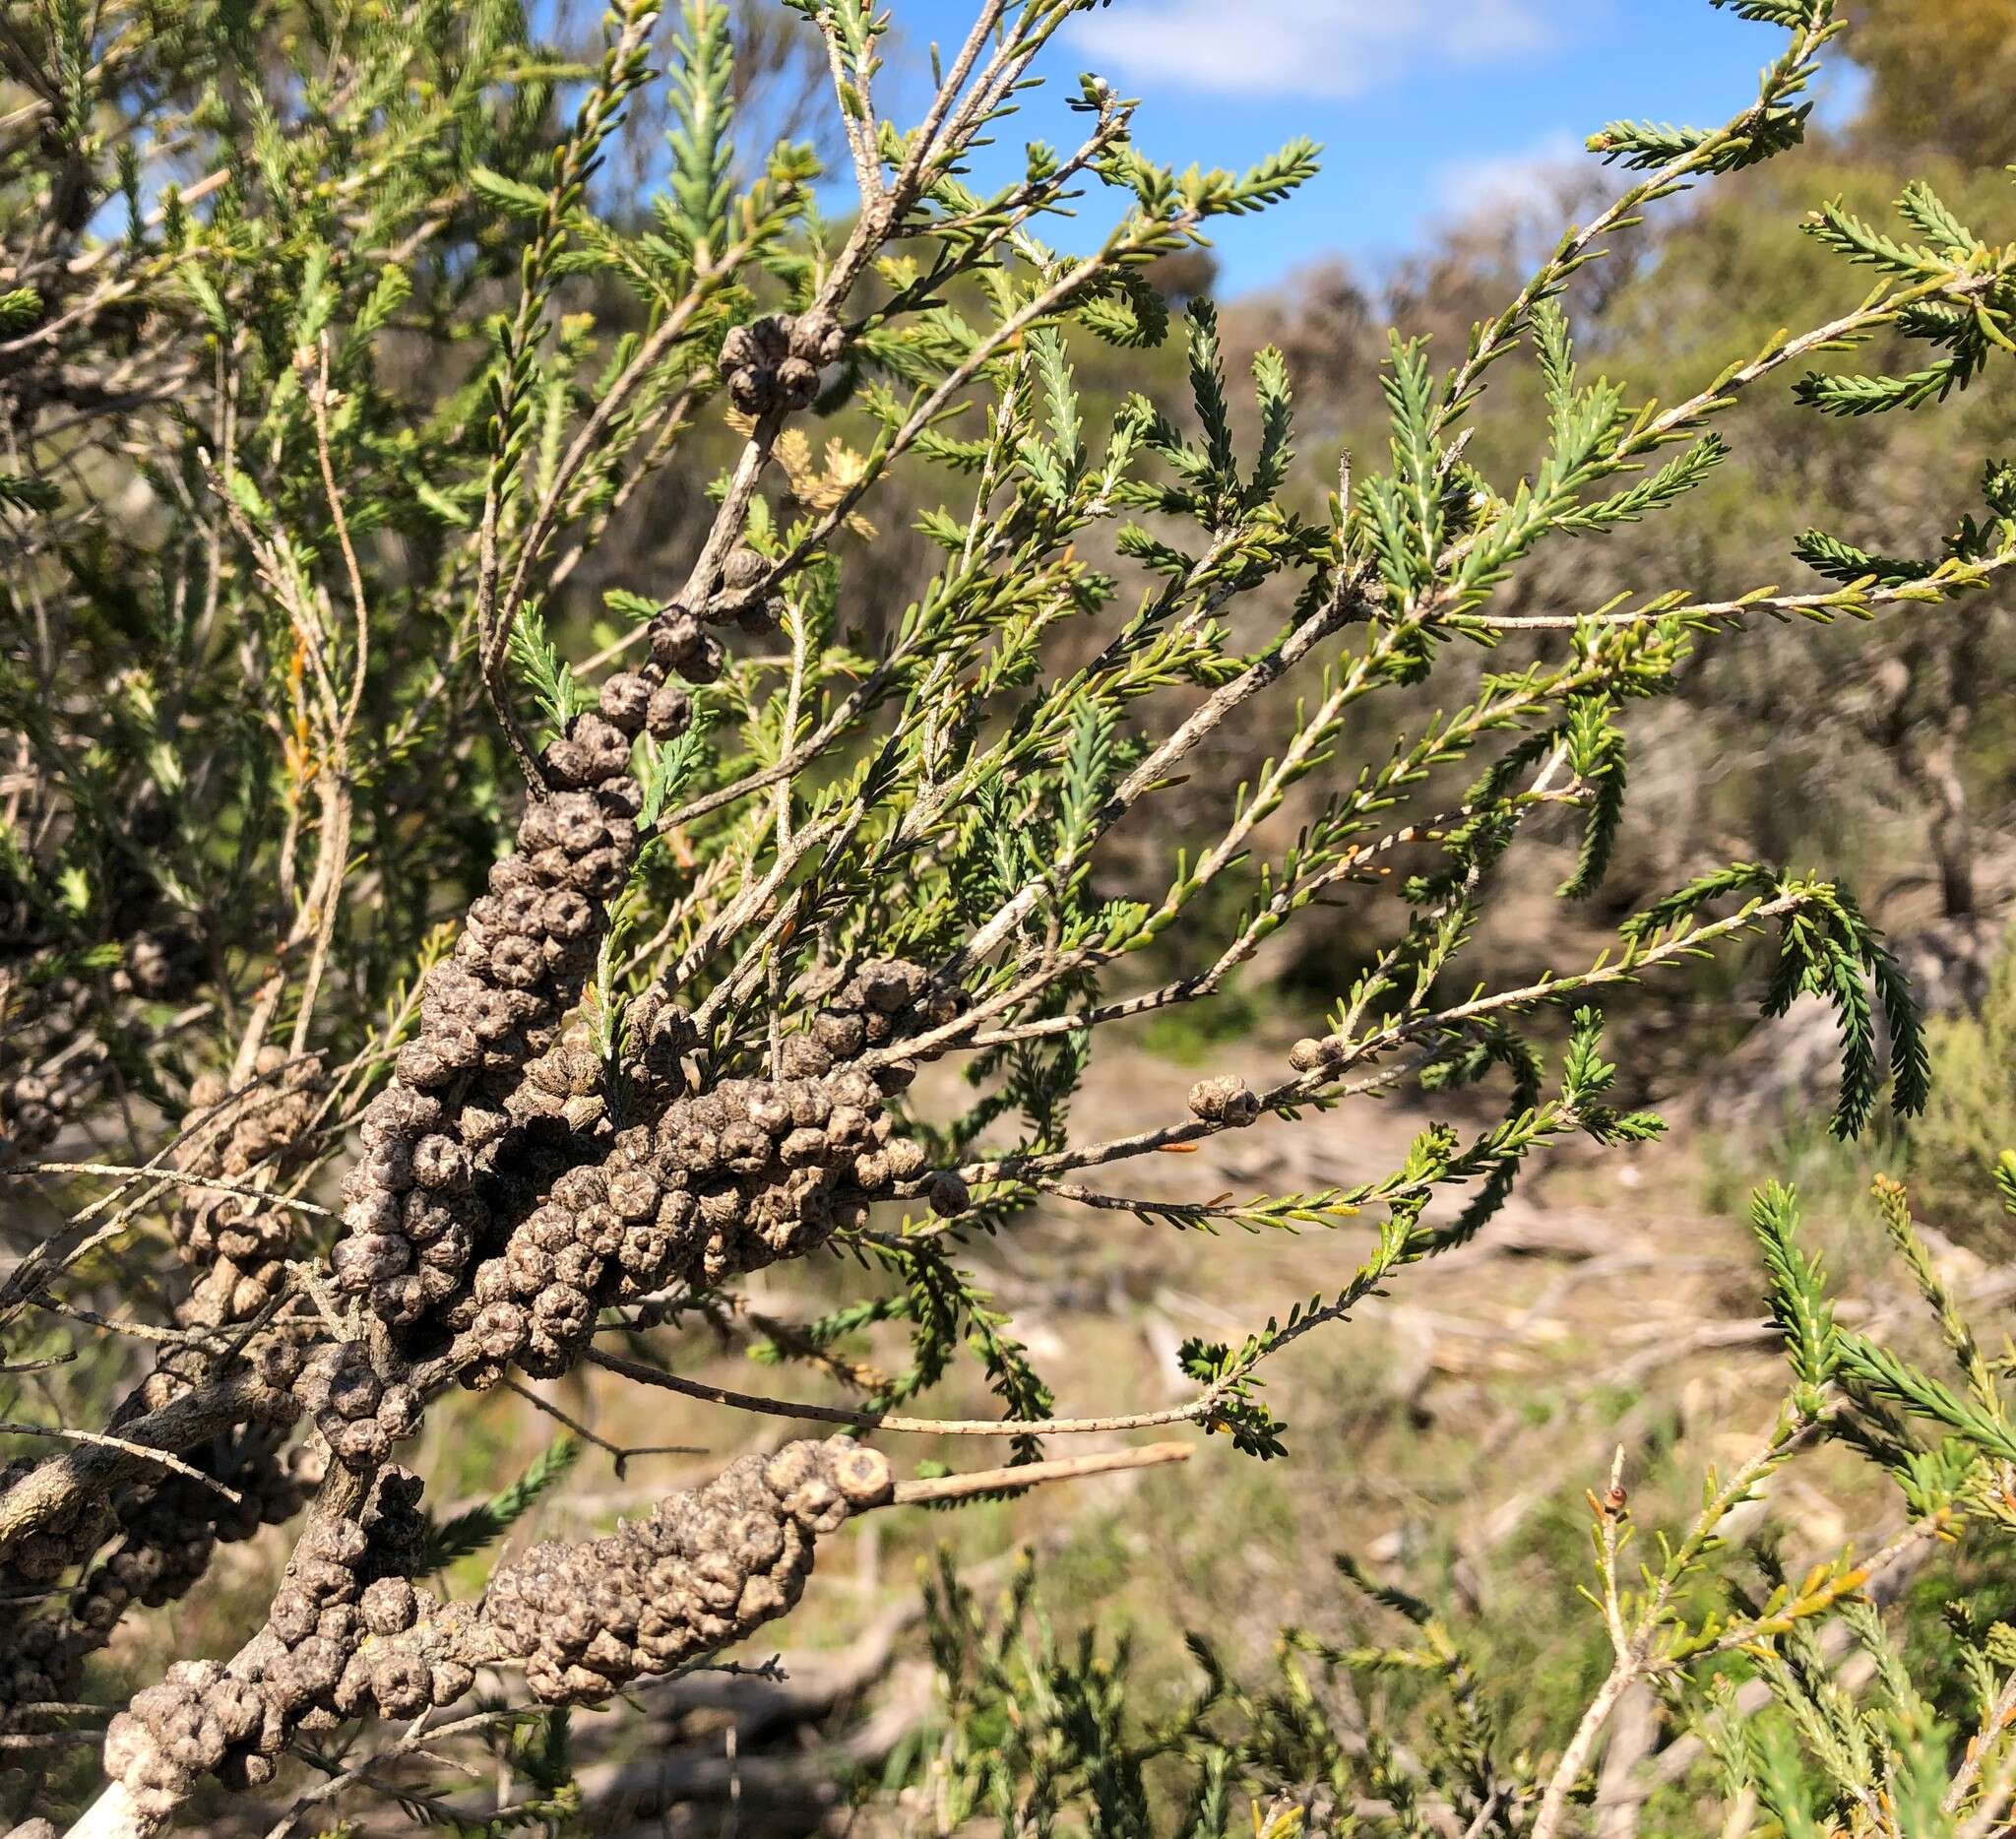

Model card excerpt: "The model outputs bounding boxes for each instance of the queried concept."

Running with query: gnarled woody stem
[0,1372,293,1560]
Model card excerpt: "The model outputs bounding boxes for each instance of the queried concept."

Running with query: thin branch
[0,1420,245,1507]
[588,1347,1222,1439]
[888,1440,1192,1505]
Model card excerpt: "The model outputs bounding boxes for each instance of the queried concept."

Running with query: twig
[3,1160,337,1217]
[0,1420,244,1506]
[501,1375,706,1472]
[888,1441,1191,1506]
[587,1347,1221,1439]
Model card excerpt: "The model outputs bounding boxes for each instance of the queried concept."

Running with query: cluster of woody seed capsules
[0,1066,80,1170]
[0,1039,331,1733]
[718,309,844,417]
[128,1046,326,1462]
[69,1435,308,1639]
[0,1618,88,1738]
[1288,1035,1349,1076]
[645,539,789,667]
[314,709,974,1468]
[432,953,973,1390]
[116,920,203,1001]
[0,1454,110,1606]
[168,1046,326,1334]
[487,1437,891,1701]
[315,700,654,1457]
[100,1468,435,1812]
[97,1441,889,1814]
[318,542,773,1367]
[318,920,973,1439]
[257,1471,452,1732]
[449,1078,891,1386]
[309,517,977,1449]
[280,1343,422,1475]
[0,1432,306,1736]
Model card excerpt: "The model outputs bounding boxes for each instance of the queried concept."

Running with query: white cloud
[1065,0,1558,101]
[1433,128,1586,220]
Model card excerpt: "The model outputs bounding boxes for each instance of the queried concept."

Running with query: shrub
[1,0,2013,1831]
[914,1165,2016,1836]
[1911,924,2016,1244]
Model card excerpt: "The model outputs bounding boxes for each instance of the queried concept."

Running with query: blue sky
[870,1,1867,295]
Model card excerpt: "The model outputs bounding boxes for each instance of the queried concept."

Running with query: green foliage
[420,1436,583,1571]
[1792,181,2016,422]
[505,604,587,734]
[1750,1181,1840,1414]
[0,474,60,513]
[1616,864,1927,1136]
[1556,696,1628,899]
[1592,0,1838,172]
[907,1544,1524,1838]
